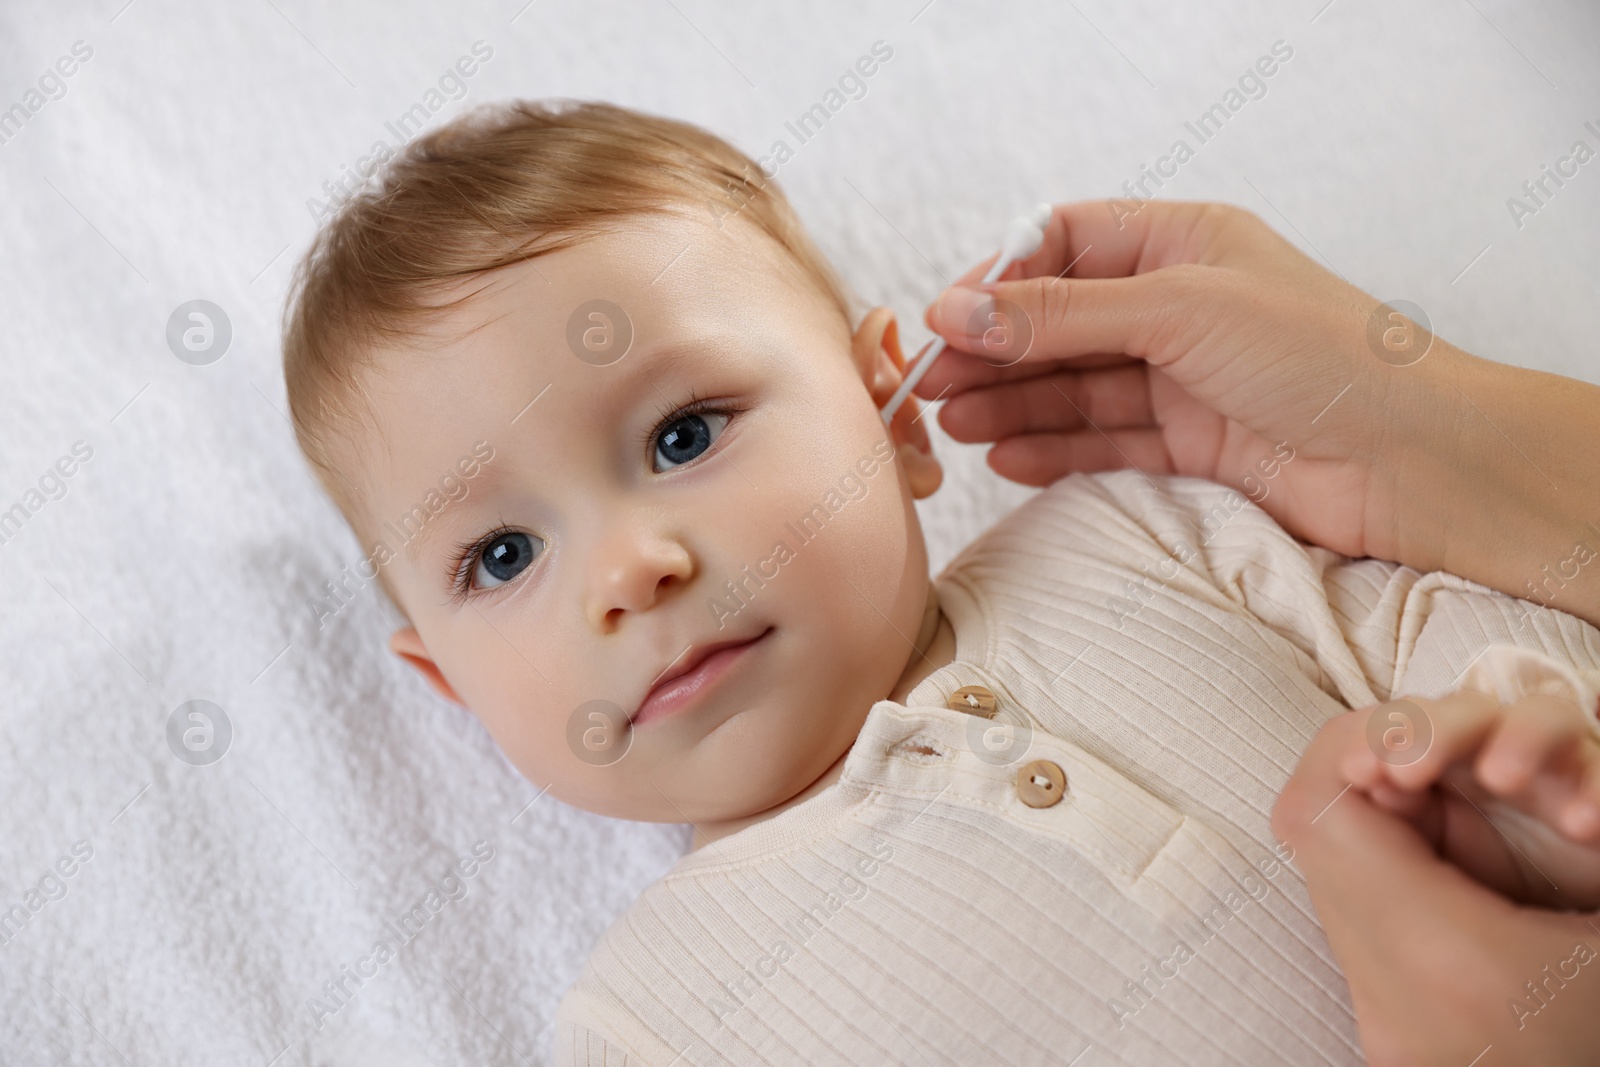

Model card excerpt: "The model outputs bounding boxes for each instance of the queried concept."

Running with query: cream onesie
[551,469,1600,1066]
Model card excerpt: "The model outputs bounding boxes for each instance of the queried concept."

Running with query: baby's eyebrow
[399,487,488,568]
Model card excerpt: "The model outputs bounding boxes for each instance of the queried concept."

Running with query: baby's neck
[688,585,956,852]
[887,586,958,704]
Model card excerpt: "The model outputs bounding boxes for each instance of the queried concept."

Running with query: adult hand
[916,200,1600,627]
[1273,709,1600,1066]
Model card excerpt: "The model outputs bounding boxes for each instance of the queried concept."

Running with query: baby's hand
[1335,687,1600,910]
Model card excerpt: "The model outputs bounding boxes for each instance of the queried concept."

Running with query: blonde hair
[281,98,859,579]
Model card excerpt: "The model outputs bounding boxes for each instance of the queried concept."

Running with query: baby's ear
[851,306,943,500]
[852,305,903,400]
[389,627,468,707]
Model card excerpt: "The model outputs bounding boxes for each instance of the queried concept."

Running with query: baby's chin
[642,688,861,828]
[524,578,914,825]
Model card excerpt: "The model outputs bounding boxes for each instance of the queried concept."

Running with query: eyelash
[632,389,726,459]
[444,391,745,601]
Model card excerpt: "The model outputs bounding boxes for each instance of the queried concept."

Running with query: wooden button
[946,685,998,718]
[1016,759,1067,808]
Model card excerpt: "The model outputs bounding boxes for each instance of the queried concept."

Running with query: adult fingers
[1377,691,1502,792]
[982,429,1175,487]
[926,268,1211,372]
[1277,712,1600,1064]
[1274,711,1516,928]
[1273,712,1438,867]
[910,345,1138,401]
[1023,199,1217,279]
[918,201,1335,407]
[934,364,1155,443]
[937,199,1252,292]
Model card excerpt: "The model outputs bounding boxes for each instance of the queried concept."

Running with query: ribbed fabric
[551,471,1600,1066]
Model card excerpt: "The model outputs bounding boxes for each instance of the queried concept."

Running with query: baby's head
[282,100,944,827]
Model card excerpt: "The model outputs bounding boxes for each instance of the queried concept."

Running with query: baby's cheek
[449,648,564,779]
[776,500,916,690]
[473,672,673,820]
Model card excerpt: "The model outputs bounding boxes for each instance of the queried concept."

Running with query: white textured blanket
[2,0,1595,1063]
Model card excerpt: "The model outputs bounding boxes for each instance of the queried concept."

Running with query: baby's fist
[1334,646,1600,908]
[1344,688,1600,842]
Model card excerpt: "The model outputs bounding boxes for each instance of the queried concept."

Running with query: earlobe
[389,627,468,707]
[898,423,944,500]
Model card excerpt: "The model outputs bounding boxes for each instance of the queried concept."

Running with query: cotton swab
[880,202,1052,426]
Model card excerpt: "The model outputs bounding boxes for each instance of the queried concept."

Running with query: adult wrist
[1377,345,1600,626]
[1352,341,1472,574]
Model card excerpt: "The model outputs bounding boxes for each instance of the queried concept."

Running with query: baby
[280,100,1600,1065]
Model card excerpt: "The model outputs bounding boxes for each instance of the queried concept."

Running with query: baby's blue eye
[654,411,731,471]
[473,531,542,589]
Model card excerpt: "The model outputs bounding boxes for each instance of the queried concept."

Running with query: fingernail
[930,286,994,339]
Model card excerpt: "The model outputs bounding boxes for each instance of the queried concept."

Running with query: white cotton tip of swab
[981,216,1044,286]
[999,217,1046,262]
[1029,202,1053,230]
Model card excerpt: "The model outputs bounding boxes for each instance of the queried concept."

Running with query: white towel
[3,1,1598,1064]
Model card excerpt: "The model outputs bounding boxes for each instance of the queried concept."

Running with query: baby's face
[351,210,941,825]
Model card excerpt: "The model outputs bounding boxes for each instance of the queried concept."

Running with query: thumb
[925,267,1211,370]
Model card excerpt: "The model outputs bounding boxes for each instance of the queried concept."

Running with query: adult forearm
[1380,347,1600,628]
